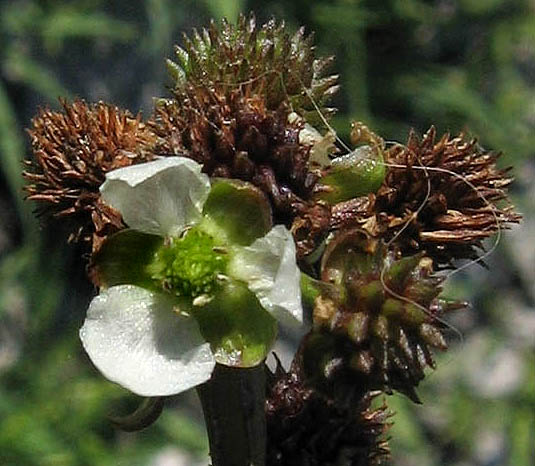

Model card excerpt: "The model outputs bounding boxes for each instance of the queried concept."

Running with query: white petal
[79,285,215,397]
[100,157,210,237]
[229,225,303,325]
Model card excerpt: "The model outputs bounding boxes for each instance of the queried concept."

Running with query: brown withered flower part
[24,99,155,252]
[303,230,466,403]
[266,354,391,466]
[331,127,521,268]
[291,201,331,261]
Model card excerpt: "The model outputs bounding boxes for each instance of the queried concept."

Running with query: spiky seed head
[150,89,314,214]
[24,99,155,251]
[151,15,341,259]
[167,13,339,124]
[266,355,391,466]
[331,127,521,268]
[303,229,466,402]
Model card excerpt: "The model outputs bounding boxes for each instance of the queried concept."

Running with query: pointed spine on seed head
[266,353,391,466]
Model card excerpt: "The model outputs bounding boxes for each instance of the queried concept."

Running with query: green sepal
[192,280,277,368]
[315,145,385,204]
[301,273,321,309]
[108,397,165,432]
[92,230,163,289]
[201,179,272,246]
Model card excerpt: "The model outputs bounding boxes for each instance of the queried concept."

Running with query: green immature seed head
[302,229,466,403]
[148,228,228,299]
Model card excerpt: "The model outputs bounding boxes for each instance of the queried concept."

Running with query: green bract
[80,157,302,397]
[315,145,385,204]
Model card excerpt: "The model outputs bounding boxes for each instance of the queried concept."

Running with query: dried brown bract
[291,201,331,260]
[24,99,155,252]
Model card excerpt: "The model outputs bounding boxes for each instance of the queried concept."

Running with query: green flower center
[148,228,228,299]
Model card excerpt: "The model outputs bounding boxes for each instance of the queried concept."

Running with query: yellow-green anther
[314,145,385,204]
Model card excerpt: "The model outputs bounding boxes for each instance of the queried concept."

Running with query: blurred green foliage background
[0,1,533,465]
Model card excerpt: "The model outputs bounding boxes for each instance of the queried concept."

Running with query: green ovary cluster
[149,228,228,299]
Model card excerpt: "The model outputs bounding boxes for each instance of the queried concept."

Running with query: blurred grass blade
[201,0,244,22]
[4,48,71,101]
[42,9,137,52]
[0,81,35,235]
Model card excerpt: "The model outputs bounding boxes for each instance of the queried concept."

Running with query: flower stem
[197,363,266,466]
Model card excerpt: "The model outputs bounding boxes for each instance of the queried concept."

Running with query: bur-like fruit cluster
[149,14,338,256]
[332,127,521,268]
[24,100,155,251]
[305,229,465,403]
[266,357,391,466]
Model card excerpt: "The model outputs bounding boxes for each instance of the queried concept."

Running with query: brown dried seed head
[331,127,521,268]
[149,84,331,258]
[24,99,156,251]
[266,355,391,466]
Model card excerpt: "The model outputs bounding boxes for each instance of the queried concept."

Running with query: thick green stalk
[197,363,266,466]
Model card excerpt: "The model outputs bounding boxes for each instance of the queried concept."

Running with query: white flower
[80,157,302,397]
